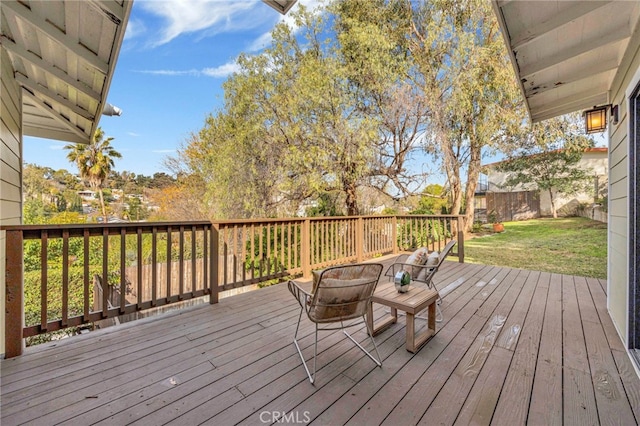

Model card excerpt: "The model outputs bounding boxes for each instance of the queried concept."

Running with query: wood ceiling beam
[524,58,618,98]
[85,0,124,25]
[16,72,95,121]
[519,25,630,78]
[510,1,612,50]
[530,90,607,122]
[1,1,109,75]
[22,91,90,142]
[1,35,102,100]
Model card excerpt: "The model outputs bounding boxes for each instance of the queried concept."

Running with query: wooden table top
[372,281,439,314]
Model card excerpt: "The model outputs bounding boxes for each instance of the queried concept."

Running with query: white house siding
[1,46,23,356]
[608,26,640,347]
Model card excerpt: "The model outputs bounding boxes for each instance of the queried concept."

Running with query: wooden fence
[486,191,540,222]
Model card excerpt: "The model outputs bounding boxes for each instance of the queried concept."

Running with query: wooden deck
[2,258,639,425]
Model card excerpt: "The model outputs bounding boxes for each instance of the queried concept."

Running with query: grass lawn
[464,217,607,279]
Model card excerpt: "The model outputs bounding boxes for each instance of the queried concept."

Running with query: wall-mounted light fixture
[102,102,122,116]
[584,105,608,134]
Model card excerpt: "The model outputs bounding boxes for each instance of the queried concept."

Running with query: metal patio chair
[384,239,457,322]
[288,263,384,384]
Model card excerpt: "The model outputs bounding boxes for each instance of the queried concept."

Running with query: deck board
[491,270,548,425]
[2,259,639,426]
[529,272,564,425]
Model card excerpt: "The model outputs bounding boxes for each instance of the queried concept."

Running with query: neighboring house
[493,1,640,373]
[482,148,608,218]
[77,190,97,201]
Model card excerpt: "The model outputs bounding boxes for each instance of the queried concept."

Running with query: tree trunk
[442,139,462,216]
[548,188,557,218]
[98,188,107,223]
[344,182,359,216]
[463,143,482,232]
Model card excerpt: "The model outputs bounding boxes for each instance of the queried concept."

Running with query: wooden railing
[3,221,216,358]
[2,214,463,357]
[214,215,464,289]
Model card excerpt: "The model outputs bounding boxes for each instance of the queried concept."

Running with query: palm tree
[65,128,122,222]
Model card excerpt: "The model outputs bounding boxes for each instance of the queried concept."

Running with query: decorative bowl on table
[394,270,411,293]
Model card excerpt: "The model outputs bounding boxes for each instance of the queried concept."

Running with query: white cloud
[49,144,65,150]
[136,69,201,77]
[139,0,269,47]
[152,149,176,153]
[124,18,146,41]
[246,31,273,52]
[135,0,325,50]
[202,61,241,77]
[135,60,240,78]
[127,132,141,137]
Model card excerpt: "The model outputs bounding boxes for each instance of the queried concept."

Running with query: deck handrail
[2,214,463,357]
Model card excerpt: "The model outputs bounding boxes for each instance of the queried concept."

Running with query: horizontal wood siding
[607,23,640,343]
[1,47,22,227]
[1,46,22,357]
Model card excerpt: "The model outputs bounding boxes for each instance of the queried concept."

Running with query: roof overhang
[0,0,133,144]
[492,0,640,123]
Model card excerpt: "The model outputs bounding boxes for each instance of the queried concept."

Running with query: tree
[407,0,525,231]
[150,172,175,189]
[414,184,449,214]
[171,4,429,218]
[151,175,209,221]
[65,127,121,222]
[333,0,430,197]
[495,115,595,218]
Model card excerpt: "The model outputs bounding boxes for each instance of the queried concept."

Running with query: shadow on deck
[2,258,639,425]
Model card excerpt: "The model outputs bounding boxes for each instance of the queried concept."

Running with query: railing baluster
[62,230,69,326]
[166,226,172,300]
[40,230,48,331]
[191,225,197,293]
[119,227,126,313]
[151,226,157,307]
[102,228,109,318]
[137,228,143,308]
[249,224,254,282]
[266,224,271,277]
[209,224,217,303]
[83,229,90,321]
[280,222,285,274]
[179,226,185,300]
[258,225,264,279]
[241,224,247,284]
[231,226,238,286]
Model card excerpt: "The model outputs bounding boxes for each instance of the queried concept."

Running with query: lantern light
[584,106,608,134]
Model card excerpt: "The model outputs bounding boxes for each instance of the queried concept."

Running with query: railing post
[356,216,364,262]
[210,224,219,304]
[392,216,398,254]
[302,219,311,278]
[5,230,24,358]
[456,216,465,263]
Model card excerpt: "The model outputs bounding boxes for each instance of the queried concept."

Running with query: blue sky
[23,0,605,180]
[24,0,320,177]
